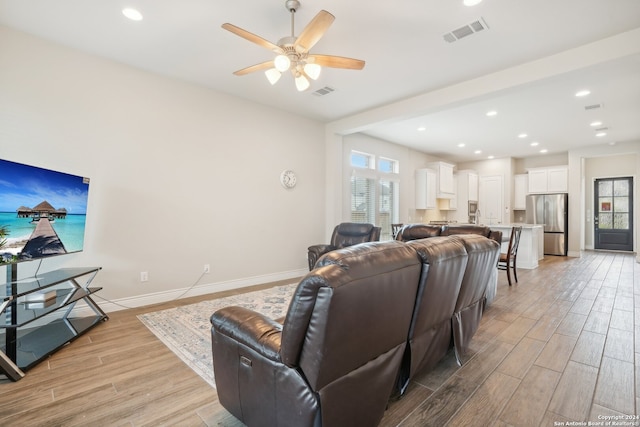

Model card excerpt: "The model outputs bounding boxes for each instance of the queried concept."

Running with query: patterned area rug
[137,284,297,388]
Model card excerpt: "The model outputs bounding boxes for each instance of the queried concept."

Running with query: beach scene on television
[0,159,90,265]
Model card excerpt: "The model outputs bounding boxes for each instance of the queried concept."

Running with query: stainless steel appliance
[526,193,568,256]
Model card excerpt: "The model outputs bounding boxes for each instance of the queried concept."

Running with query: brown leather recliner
[211,241,422,427]
[448,234,500,365]
[441,224,503,246]
[397,236,468,394]
[307,222,381,270]
[394,223,442,241]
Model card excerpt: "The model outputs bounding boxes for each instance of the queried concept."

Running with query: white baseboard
[88,268,308,314]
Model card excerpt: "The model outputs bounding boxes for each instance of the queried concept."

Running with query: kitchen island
[489,224,544,269]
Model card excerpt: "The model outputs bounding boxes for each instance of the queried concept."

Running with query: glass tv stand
[0,266,108,381]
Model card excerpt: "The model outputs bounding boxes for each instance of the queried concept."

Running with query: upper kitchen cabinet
[514,174,528,209]
[426,161,455,199]
[448,170,478,222]
[415,168,437,210]
[527,166,568,193]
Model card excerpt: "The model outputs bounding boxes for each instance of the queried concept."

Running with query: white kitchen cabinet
[456,170,478,201]
[415,168,437,210]
[437,174,458,210]
[547,167,568,192]
[426,161,455,199]
[449,170,477,222]
[449,174,458,209]
[468,172,479,201]
[528,166,568,193]
[514,174,528,209]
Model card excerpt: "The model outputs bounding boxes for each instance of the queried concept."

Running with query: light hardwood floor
[0,251,637,426]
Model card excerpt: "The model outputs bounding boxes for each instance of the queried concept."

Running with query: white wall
[0,26,326,309]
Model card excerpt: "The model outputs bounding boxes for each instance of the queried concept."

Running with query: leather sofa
[396,223,502,304]
[307,222,381,270]
[210,235,499,426]
[396,223,503,245]
[211,241,422,427]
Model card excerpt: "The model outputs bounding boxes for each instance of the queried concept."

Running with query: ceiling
[1,0,640,162]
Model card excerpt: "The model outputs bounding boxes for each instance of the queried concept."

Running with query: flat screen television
[0,158,90,266]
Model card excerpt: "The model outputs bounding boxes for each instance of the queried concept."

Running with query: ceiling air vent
[312,86,336,97]
[595,127,609,132]
[443,17,489,43]
[584,103,603,110]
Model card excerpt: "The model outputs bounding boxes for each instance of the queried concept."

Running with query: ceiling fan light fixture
[304,63,321,80]
[274,54,291,72]
[295,74,310,91]
[265,68,282,85]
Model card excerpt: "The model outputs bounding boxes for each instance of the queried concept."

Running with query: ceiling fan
[222,0,365,91]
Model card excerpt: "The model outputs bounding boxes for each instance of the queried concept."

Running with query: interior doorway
[594,177,633,251]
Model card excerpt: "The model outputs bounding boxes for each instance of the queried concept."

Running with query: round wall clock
[280,169,297,189]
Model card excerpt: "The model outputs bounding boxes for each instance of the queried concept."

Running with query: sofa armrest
[307,244,337,270]
[211,306,283,361]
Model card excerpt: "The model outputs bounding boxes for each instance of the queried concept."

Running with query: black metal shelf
[0,314,106,371]
[0,266,108,381]
[0,287,103,328]
[0,267,102,300]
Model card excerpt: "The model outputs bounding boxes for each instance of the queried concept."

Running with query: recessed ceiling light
[590,121,603,127]
[463,0,483,6]
[417,126,426,131]
[474,150,482,154]
[487,155,495,159]
[530,142,539,147]
[457,143,465,148]
[575,89,591,97]
[486,110,497,117]
[596,132,607,137]
[518,133,528,139]
[122,8,143,21]
[540,149,548,154]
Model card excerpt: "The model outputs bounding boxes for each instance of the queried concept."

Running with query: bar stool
[498,226,522,286]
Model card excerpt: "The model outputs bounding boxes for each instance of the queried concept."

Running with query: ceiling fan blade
[222,23,283,53]
[233,61,274,76]
[308,54,365,70]
[294,10,335,53]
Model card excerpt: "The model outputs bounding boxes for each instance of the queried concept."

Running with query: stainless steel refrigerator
[526,193,568,256]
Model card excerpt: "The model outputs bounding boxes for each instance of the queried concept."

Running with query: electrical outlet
[140,271,148,282]
[204,264,210,274]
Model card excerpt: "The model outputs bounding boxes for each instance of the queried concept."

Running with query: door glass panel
[614,196,629,213]
[599,213,612,229]
[351,176,375,223]
[614,179,629,196]
[614,213,629,229]
[378,180,397,240]
[599,181,612,197]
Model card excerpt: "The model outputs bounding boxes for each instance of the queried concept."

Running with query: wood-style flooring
[0,251,637,426]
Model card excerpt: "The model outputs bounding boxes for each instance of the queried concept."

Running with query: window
[349,151,399,240]
[351,151,374,169]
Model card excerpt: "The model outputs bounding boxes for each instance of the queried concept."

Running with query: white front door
[479,175,504,225]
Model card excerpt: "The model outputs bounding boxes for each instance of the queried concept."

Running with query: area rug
[137,283,297,388]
